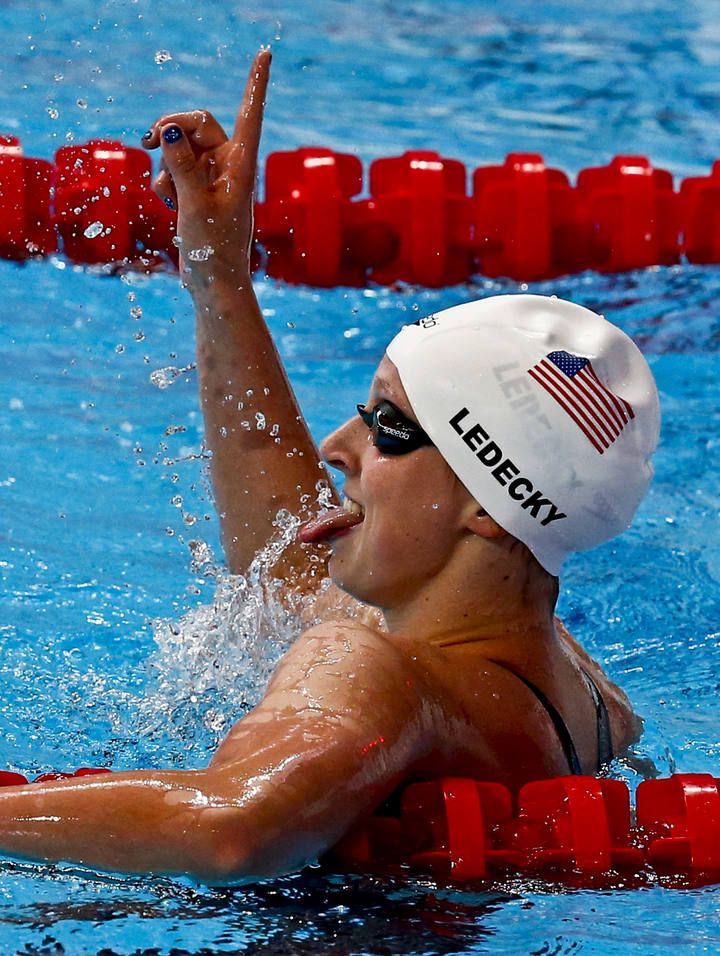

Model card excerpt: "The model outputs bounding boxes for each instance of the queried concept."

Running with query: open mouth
[298,496,365,545]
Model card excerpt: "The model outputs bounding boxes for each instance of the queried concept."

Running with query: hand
[142,49,271,286]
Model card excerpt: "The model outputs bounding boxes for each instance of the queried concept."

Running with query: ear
[464,505,507,540]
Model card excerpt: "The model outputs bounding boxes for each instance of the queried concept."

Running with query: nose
[319,414,366,479]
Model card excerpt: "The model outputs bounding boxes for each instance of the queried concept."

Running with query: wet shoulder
[265,619,432,708]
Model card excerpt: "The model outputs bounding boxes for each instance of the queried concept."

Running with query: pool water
[1,0,720,952]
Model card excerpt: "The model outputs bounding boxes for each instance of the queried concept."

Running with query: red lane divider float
[2,135,720,286]
[576,156,679,273]
[0,136,176,268]
[54,139,177,266]
[329,773,720,887]
[365,150,474,287]
[473,152,583,281]
[0,135,56,260]
[257,147,365,286]
[680,160,720,264]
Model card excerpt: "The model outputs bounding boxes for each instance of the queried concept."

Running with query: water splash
[137,511,309,761]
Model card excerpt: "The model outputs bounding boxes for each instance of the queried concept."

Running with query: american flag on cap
[528,350,635,454]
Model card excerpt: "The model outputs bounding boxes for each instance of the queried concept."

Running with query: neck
[382,537,558,650]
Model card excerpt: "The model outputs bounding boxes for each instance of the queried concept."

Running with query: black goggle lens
[356,400,433,455]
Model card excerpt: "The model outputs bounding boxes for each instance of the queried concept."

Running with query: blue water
[1,0,720,952]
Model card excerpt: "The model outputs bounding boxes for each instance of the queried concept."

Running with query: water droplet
[46,107,59,120]
[76,98,88,109]
[188,538,213,570]
[130,306,142,319]
[149,365,194,389]
[154,49,173,64]
[115,344,125,354]
[187,244,214,262]
[83,221,104,239]
[316,481,334,508]
[255,412,266,430]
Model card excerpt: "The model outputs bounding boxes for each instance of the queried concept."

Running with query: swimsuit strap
[581,669,614,767]
[511,668,614,775]
[512,672,583,776]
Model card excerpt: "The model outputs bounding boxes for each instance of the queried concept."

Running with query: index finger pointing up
[229,49,272,179]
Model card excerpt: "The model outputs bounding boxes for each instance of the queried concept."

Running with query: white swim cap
[386,294,660,575]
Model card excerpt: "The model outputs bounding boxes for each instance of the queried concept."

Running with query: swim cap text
[449,408,567,527]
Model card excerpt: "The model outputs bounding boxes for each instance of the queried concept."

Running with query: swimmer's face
[319,355,479,609]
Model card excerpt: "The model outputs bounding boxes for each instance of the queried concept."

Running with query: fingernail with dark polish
[163,196,176,210]
[141,129,153,141]
[163,125,183,144]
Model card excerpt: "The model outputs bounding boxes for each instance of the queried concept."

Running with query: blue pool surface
[2,0,720,952]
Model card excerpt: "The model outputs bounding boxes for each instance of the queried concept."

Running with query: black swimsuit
[513,669,614,774]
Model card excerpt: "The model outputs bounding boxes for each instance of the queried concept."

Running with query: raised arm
[143,52,337,581]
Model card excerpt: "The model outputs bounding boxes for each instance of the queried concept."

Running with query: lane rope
[2,135,720,286]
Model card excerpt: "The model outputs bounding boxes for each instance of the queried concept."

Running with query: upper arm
[206,623,435,876]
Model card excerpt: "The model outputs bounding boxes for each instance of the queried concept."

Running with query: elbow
[187,806,299,884]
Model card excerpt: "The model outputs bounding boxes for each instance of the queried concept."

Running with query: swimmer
[0,51,659,881]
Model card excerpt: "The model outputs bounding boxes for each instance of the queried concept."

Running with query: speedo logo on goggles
[357,401,433,455]
[449,408,567,527]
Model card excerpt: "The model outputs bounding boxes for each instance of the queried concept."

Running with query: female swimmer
[0,51,658,881]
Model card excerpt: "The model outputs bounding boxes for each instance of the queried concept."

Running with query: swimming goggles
[356,400,434,455]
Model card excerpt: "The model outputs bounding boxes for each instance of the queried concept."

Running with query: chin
[328,554,380,607]
[328,554,357,597]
